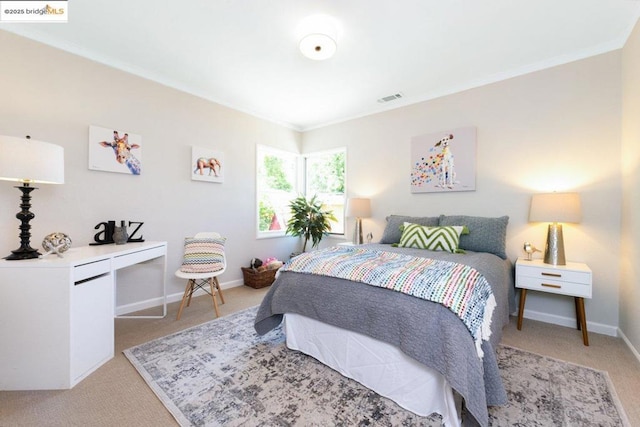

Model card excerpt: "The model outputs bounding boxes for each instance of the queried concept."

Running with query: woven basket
[241,267,278,289]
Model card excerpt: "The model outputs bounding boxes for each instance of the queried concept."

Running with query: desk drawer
[112,245,166,270]
[74,259,111,283]
[517,275,591,298]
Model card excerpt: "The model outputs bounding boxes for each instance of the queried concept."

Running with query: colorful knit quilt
[281,246,496,357]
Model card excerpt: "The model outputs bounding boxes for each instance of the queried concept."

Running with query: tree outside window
[256,146,346,238]
[305,149,346,235]
[257,146,298,237]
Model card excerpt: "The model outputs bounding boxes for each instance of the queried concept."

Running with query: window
[256,145,299,238]
[304,149,346,235]
[256,145,346,238]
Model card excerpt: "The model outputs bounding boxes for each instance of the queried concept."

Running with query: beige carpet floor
[1,285,638,426]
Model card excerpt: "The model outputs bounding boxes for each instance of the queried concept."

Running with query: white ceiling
[2,1,639,131]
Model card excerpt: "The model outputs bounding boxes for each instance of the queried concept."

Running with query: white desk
[0,241,167,390]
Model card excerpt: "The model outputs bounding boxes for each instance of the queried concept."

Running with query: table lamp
[529,192,581,265]
[0,135,65,260]
[345,198,371,245]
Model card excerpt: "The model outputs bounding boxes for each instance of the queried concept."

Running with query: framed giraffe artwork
[410,126,476,193]
[88,125,143,175]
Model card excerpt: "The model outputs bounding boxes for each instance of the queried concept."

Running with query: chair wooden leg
[209,278,220,317]
[186,280,195,307]
[214,277,225,304]
[176,280,193,320]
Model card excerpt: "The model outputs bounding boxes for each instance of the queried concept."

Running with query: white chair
[175,232,226,320]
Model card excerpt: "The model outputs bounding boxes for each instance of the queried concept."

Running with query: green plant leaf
[285,194,337,252]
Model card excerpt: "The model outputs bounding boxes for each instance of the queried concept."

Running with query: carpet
[124,306,629,427]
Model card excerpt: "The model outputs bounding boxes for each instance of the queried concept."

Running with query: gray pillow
[438,215,509,259]
[380,215,439,244]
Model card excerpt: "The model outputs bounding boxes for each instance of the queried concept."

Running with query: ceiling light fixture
[298,14,339,61]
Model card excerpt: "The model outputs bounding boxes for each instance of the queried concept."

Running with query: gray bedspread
[255,244,515,427]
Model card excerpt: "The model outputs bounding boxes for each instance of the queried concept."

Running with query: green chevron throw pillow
[396,223,468,253]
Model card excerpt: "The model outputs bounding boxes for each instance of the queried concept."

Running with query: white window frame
[256,145,346,239]
[256,145,301,239]
[303,147,347,236]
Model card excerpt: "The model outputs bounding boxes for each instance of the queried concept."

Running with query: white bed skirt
[284,313,461,427]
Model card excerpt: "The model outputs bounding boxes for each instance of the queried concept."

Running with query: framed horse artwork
[191,146,224,183]
[410,126,476,193]
[89,125,143,175]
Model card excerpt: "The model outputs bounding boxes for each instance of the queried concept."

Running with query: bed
[255,215,515,427]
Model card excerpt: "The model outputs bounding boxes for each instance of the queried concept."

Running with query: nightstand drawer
[517,275,592,298]
[516,265,591,284]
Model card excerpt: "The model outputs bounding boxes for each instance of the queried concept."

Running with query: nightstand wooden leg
[576,297,589,346]
[575,297,581,330]
[517,289,527,330]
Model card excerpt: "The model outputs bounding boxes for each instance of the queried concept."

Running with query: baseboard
[115,279,244,316]
[520,307,618,337]
[617,328,640,364]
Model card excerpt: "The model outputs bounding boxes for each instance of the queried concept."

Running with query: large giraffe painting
[89,125,143,175]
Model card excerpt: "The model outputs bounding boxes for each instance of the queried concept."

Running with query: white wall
[304,52,623,335]
[621,19,640,355]
[0,29,632,343]
[0,31,302,308]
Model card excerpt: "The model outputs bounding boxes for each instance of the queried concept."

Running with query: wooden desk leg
[575,297,589,346]
[517,289,527,330]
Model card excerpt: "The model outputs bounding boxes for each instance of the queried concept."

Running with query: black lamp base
[5,247,41,260]
[4,184,41,261]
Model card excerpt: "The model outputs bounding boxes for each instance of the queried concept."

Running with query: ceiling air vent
[377,93,403,103]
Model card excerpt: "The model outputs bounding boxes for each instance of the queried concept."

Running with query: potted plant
[286,195,337,253]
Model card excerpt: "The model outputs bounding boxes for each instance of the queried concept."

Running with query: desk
[0,241,167,390]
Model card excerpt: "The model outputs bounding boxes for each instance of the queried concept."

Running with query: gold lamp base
[544,223,566,265]
[353,218,363,245]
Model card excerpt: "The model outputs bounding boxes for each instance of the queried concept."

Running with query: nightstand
[515,258,592,346]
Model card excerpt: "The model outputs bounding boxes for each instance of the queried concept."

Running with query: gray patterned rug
[124,306,629,427]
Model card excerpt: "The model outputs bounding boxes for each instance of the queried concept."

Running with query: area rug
[124,306,630,427]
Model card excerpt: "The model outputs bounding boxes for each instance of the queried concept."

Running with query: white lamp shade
[0,135,64,184]
[529,192,581,224]
[345,198,371,218]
